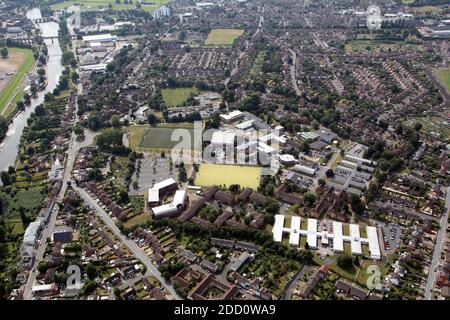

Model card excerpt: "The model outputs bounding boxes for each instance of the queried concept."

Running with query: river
[0,8,63,172]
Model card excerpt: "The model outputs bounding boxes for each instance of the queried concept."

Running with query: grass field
[5,217,24,235]
[414,5,443,13]
[124,212,151,229]
[125,123,201,151]
[195,164,261,189]
[0,185,47,218]
[51,0,171,11]
[437,68,450,92]
[204,29,244,46]
[161,87,198,107]
[0,48,35,115]
[345,40,422,54]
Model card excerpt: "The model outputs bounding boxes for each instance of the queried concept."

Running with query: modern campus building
[147,178,186,218]
[272,214,381,260]
[151,190,187,219]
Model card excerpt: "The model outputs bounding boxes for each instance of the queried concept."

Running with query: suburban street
[22,87,95,299]
[72,185,181,300]
[283,265,314,300]
[288,48,302,96]
[425,187,450,300]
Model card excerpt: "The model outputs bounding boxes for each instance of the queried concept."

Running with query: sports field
[195,164,261,189]
[125,123,202,151]
[0,47,35,115]
[161,87,198,107]
[437,68,450,93]
[51,0,171,11]
[204,29,244,46]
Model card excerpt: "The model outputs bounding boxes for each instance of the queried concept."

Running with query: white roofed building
[220,110,244,123]
[151,190,187,219]
[82,34,115,46]
[293,164,316,176]
[271,215,381,260]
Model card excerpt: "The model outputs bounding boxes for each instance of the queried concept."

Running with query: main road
[72,185,181,300]
[288,48,302,96]
[23,12,92,298]
[22,91,95,300]
[425,186,450,300]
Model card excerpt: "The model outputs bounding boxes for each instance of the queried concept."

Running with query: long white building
[272,215,381,260]
[151,190,187,219]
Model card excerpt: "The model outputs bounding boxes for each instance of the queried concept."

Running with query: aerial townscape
[0,0,449,305]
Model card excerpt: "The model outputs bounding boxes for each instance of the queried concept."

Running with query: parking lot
[381,222,403,254]
[129,153,178,195]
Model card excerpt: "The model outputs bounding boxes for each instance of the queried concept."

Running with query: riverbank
[0,7,68,299]
[0,20,63,172]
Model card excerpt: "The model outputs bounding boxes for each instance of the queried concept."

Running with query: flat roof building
[289,216,301,246]
[350,224,362,255]
[307,219,318,248]
[366,226,381,260]
[235,120,254,131]
[151,190,187,219]
[82,34,115,44]
[272,214,285,242]
[293,165,316,176]
[211,131,235,147]
[333,221,344,252]
[220,110,244,123]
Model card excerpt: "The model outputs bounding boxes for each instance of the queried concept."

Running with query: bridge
[40,34,77,40]
[32,17,57,23]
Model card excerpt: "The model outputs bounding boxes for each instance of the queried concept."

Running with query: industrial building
[293,164,316,176]
[82,34,115,46]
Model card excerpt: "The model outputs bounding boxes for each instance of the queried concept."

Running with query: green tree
[116,188,129,204]
[114,287,122,299]
[16,100,25,110]
[83,280,97,295]
[265,200,279,215]
[303,192,317,207]
[87,113,101,131]
[325,168,334,178]
[337,254,353,269]
[0,171,11,186]
[37,261,48,274]
[111,115,121,127]
[148,113,158,126]
[85,263,97,280]
[350,194,365,215]
[1,47,8,58]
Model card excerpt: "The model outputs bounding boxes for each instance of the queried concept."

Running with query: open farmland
[0,47,35,115]
[195,164,261,189]
[204,29,244,46]
[161,87,198,107]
